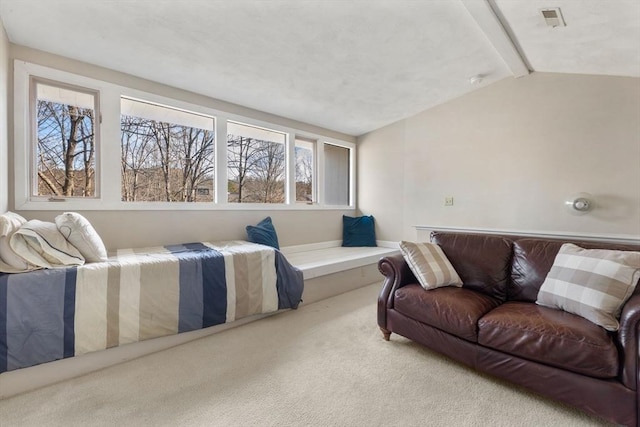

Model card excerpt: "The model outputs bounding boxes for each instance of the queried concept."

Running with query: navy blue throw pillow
[342,215,377,247]
[246,216,280,249]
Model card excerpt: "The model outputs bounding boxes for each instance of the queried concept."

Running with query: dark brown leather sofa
[378,231,640,426]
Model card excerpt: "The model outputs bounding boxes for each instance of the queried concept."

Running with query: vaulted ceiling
[0,0,638,136]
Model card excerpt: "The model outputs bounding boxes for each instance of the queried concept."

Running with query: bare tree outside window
[28,78,355,211]
[295,138,314,203]
[36,82,96,197]
[227,122,286,203]
[120,99,214,202]
[251,139,286,203]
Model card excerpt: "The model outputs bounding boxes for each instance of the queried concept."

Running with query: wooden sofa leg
[380,327,391,341]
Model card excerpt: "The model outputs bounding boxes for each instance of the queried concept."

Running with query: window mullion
[286,132,296,204]
[317,141,326,206]
[101,89,121,203]
[349,146,356,207]
[215,118,228,204]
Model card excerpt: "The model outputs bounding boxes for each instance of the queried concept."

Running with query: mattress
[0,240,303,373]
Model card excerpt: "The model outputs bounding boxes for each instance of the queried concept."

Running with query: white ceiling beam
[461,0,530,78]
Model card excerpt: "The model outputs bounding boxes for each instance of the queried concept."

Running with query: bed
[0,240,303,373]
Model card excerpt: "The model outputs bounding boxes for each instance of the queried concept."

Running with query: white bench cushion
[282,241,399,279]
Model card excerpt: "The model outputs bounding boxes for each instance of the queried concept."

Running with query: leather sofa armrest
[377,253,417,333]
[618,293,640,390]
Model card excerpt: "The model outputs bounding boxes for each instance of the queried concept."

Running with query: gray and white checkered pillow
[536,243,640,331]
[400,241,463,290]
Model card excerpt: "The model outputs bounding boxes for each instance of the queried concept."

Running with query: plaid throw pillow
[399,241,463,290]
[536,243,640,331]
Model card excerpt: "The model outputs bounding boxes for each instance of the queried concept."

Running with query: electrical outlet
[444,197,454,206]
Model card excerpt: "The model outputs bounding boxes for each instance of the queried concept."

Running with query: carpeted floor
[0,283,609,426]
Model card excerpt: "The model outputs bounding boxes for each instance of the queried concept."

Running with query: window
[295,137,314,203]
[227,121,286,204]
[33,79,98,198]
[324,143,350,205]
[120,98,215,202]
[15,61,355,210]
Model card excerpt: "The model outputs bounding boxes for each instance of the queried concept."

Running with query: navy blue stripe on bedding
[201,250,227,328]
[166,243,226,330]
[63,267,77,358]
[274,251,304,310]
[0,274,8,373]
[183,242,211,252]
[166,242,210,253]
[172,250,205,333]
[6,269,67,371]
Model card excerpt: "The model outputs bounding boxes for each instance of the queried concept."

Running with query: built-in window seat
[0,240,398,398]
[282,240,399,305]
[283,240,398,279]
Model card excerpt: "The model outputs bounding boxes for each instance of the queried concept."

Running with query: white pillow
[55,212,108,262]
[0,211,31,271]
[11,220,84,268]
[537,243,640,331]
[399,241,463,290]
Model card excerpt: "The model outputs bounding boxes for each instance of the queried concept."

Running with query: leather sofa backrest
[509,238,640,302]
[431,231,513,301]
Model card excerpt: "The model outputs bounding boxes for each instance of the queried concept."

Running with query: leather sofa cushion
[394,284,501,342]
[431,232,513,301]
[509,238,640,302]
[478,302,619,378]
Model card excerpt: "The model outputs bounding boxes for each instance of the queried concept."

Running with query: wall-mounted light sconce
[565,192,593,215]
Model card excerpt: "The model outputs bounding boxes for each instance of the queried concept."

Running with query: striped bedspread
[0,241,303,373]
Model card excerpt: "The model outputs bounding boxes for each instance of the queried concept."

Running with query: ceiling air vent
[540,8,566,27]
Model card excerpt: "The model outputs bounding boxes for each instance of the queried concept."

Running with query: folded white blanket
[0,212,31,273]
[8,220,85,271]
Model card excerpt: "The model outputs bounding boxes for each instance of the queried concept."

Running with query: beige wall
[8,45,356,249]
[28,209,352,252]
[356,119,405,240]
[0,20,8,213]
[358,72,640,241]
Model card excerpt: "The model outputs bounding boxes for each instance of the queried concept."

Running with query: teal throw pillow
[342,215,377,247]
[246,216,280,249]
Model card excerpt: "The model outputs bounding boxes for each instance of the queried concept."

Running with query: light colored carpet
[0,284,609,426]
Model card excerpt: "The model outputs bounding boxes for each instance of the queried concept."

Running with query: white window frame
[293,136,317,205]
[29,77,102,201]
[14,61,113,209]
[318,140,356,208]
[13,60,356,211]
[119,95,217,205]
[226,120,289,205]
